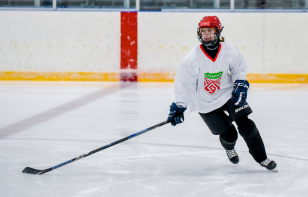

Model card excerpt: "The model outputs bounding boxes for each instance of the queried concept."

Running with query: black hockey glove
[167,102,187,126]
[231,80,250,107]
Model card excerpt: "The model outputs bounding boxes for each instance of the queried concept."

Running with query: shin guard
[236,117,267,163]
[219,124,238,150]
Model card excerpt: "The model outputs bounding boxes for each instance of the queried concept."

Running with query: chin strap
[203,40,220,50]
[206,44,219,50]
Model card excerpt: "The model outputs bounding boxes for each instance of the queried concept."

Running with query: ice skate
[226,149,239,164]
[260,158,278,172]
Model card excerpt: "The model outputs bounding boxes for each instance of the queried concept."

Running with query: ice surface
[0,81,308,197]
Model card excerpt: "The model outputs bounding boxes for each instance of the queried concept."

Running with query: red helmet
[198,16,222,31]
[197,16,224,47]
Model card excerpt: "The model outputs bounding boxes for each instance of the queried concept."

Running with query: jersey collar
[199,43,222,62]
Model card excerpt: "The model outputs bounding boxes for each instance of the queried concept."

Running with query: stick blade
[22,167,43,175]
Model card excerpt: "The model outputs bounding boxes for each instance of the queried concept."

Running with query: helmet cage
[197,26,223,47]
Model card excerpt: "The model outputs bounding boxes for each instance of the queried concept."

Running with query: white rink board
[1,11,308,74]
[0,11,120,72]
[263,13,308,73]
[138,12,308,74]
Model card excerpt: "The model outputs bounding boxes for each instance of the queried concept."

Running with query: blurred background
[1,0,308,83]
[0,0,307,10]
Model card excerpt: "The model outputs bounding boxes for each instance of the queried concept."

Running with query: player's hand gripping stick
[167,102,187,126]
[231,80,249,107]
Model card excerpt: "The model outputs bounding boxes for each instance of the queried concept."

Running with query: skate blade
[270,167,278,172]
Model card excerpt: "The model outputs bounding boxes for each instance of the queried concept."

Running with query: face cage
[197,27,222,47]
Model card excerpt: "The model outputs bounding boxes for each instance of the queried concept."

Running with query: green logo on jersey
[204,72,223,79]
[204,72,223,94]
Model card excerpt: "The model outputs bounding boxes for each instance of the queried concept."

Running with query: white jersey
[174,42,248,113]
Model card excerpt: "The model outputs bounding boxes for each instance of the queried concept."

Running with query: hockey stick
[22,120,169,175]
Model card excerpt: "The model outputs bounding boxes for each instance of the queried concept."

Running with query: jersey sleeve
[174,62,198,108]
[229,47,248,81]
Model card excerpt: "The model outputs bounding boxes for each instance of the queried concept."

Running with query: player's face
[200,28,216,42]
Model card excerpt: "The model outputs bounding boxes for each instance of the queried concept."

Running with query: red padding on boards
[121,12,138,82]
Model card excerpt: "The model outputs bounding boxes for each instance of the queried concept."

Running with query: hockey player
[167,16,277,171]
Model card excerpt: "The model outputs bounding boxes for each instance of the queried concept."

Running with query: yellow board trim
[138,73,308,83]
[137,72,176,82]
[0,71,119,81]
[246,73,308,83]
[0,71,308,83]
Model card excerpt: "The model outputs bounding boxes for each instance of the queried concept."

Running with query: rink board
[1,71,308,83]
[1,11,308,83]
